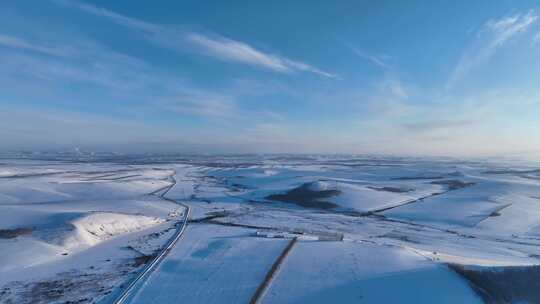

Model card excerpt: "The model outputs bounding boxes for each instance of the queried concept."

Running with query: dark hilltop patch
[266,182,340,210]
[0,227,33,239]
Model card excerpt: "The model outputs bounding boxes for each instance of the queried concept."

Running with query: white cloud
[401,119,474,132]
[486,10,538,47]
[0,36,155,92]
[163,89,238,118]
[186,33,288,72]
[387,79,408,99]
[54,0,335,78]
[281,58,336,78]
[351,48,389,69]
[448,10,538,88]
[52,0,159,33]
[0,33,289,124]
[0,33,74,57]
[186,33,335,77]
[533,31,540,44]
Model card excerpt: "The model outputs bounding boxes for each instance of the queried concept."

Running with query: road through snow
[112,173,191,304]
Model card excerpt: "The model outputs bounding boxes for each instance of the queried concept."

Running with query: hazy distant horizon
[2,147,540,164]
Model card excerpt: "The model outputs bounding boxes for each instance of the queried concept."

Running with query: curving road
[112,173,191,304]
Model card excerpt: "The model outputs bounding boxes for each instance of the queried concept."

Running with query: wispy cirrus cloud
[401,119,474,132]
[186,33,335,77]
[350,47,390,69]
[159,87,291,122]
[485,11,538,47]
[448,10,538,88]
[533,31,540,44]
[161,89,238,118]
[0,32,155,92]
[0,30,288,123]
[0,33,75,57]
[53,0,335,78]
[52,0,159,33]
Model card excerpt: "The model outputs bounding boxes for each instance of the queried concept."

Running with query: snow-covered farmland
[127,224,289,304]
[2,155,540,303]
[263,241,481,303]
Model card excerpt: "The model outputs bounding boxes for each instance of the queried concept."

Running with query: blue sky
[1,0,540,157]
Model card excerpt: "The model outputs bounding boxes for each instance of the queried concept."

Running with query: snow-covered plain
[2,155,540,303]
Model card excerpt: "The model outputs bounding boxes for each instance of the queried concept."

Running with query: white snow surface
[127,224,289,304]
[2,156,540,303]
[0,161,186,303]
[263,241,482,304]
[60,212,164,249]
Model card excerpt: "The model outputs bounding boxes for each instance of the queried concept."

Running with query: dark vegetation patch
[449,264,540,304]
[0,172,69,179]
[267,155,317,162]
[485,204,511,219]
[190,162,261,169]
[227,182,252,192]
[520,174,540,181]
[380,232,420,244]
[430,179,475,190]
[189,210,231,223]
[90,174,142,181]
[266,182,340,210]
[484,169,540,175]
[367,186,413,193]
[133,254,156,267]
[317,162,405,168]
[391,176,445,180]
[0,265,132,304]
[0,227,33,239]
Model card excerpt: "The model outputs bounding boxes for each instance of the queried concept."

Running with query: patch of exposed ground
[367,186,413,193]
[449,264,540,304]
[266,183,340,209]
[430,179,475,190]
[133,254,155,267]
[0,227,33,239]
[380,231,421,244]
[0,256,149,304]
[0,263,137,304]
[0,235,162,304]
[485,204,511,219]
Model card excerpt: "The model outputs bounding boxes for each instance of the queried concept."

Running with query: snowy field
[263,241,480,303]
[1,154,540,303]
[127,224,289,304]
